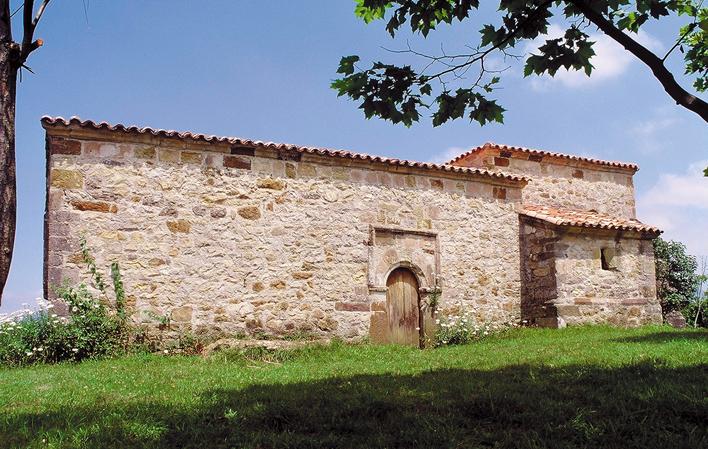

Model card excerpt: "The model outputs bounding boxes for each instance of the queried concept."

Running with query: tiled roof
[520,205,660,235]
[449,142,639,171]
[41,116,527,184]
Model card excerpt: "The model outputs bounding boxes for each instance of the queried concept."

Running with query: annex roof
[449,142,639,172]
[520,204,660,235]
[41,117,527,184]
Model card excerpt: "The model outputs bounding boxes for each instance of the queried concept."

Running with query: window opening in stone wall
[600,248,616,271]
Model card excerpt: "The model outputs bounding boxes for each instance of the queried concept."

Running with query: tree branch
[16,0,49,66]
[33,0,50,26]
[662,22,696,62]
[423,0,553,83]
[569,0,708,122]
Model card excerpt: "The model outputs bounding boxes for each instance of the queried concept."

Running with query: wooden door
[385,268,422,347]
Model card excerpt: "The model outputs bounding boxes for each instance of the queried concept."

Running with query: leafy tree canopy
[333,0,708,127]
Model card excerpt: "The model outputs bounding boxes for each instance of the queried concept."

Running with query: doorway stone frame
[366,225,441,344]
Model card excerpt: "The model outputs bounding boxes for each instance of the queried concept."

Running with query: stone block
[224,156,251,170]
[285,163,296,179]
[159,149,180,163]
[166,219,191,233]
[369,311,388,343]
[70,200,118,213]
[50,169,84,189]
[257,178,286,190]
[238,206,261,220]
[299,164,317,177]
[134,146,156,159]
[171,306,193,322]
[335,302,369,312]
[48,136,81,155]
[181,151,203,164]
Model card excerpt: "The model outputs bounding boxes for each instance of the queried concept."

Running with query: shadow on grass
[2,363,707,449]
[613,330,708,344]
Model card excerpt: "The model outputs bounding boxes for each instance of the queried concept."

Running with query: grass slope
[0,326,706,449]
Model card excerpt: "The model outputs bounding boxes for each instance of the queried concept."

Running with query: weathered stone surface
[210,208,227,218]
[171,306,193,322]
[70,200,117,213]
[224,156,251,169]
[665,310,686,328]
[335,302,369,312]
[48,137,81,155]
[134,146,156,159]
[238,206,261,220]
[257,178,286,190]
[458,147,637,218]
[50,169,83,189]
[181,152,203,164]
[166,219,191,233]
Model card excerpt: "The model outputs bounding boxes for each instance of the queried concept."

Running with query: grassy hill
[1,325,706,448]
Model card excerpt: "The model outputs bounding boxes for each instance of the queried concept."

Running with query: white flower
[72,348,79,353]
[37,347,43,352]
[26,352,32,356]
[163,350,169,354]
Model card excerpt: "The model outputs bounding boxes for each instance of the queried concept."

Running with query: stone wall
[44,127,524,340]
[453,147,637,218]
[519,218,561,327]
[519,216,662,327]
[554,231,661,326]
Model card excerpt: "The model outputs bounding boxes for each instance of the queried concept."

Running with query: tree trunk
[0,10,17,304]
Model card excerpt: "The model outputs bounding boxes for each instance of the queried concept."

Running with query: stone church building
[42,116,663,345]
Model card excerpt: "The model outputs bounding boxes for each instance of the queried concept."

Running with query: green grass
[1,326,706,449]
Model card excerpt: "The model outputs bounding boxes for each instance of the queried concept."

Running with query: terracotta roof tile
[41,116,527,184]
[449,142,639,171]
[520,205,660,235]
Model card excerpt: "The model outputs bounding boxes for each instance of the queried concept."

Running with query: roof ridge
[40,116,528,184]
[447,142,639,171]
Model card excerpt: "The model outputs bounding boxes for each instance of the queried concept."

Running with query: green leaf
[337,55,360,75]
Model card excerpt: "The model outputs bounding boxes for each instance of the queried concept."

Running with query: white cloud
[427,146,470,164]
[527,24,662,90]
[637,160,708,257]
[628,107,682,154]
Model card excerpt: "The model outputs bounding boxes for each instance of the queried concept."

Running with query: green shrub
[0,285,127,367]
[653,238,700,317]
[0,238,131,367]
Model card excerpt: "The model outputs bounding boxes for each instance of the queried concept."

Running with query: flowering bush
[0,285,127,367]
[434,306,519,347]
[0,238,132,367]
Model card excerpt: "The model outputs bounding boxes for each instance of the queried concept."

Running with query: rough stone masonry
[42,117,663,342]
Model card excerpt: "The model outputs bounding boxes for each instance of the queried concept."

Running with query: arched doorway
[385,267,422,347]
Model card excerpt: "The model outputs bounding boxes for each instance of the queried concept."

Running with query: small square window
[600,248,616,270]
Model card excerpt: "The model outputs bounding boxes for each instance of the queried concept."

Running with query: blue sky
[2,1,706,312]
